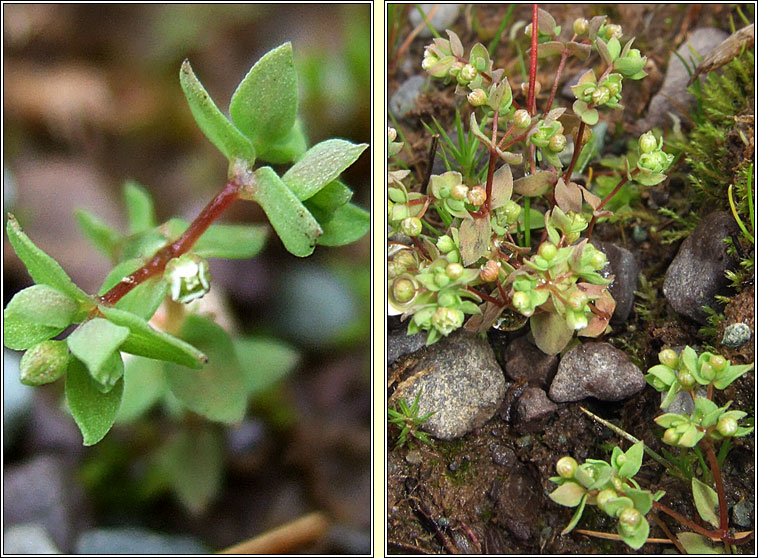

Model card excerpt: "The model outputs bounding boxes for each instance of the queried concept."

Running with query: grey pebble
[388,330,427,366]
[388,330,506,440]
[75,527,209,554]
[663,211,739,324]
[549,342,646,402]
[504,335,558,387]
[389,75,426,120]
[722,322,752,349]
[513,387,559,426]
[593,240,640,325]
[3,523,60,554]
[408,4,461,38]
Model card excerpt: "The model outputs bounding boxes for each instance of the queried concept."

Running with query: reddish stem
[100,180,240,306]
[544,42,573,114]
[703,441,729,534]
[563,120,586,183]
[586,169,639,241]
[528,4,539,115]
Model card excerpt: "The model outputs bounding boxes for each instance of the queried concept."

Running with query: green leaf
[489,163,513,210]
[530,311,574,355]
[164,314,247,423]
[179,59,256,163]
[622,487,654,516]
[316,202,370,246]
[303,180,354,224]
[513,170,555,197]
[619,516,649,550]
[713,363,753,390]
[156,426,223,514]
[234,336,300,397]
[98,305,207,369]
[74,209,122,261]
[676,532,724,554]
[561,493,587,534]
[247,166,323,257]
[549,481,586,507]
[618,441,644,479]
[229,42,298,151]
[692,477,720,528]
[4,285,79,335]
[163,219,268,259]
[6,214,90,303]
[282,139,367,201]
[67,318,129,389]
[65,357,123,445]
[459,216,491,266]
[257,118,308,164]
[116,355,167,423]
[19,340,70,386]
[123,180,156,234]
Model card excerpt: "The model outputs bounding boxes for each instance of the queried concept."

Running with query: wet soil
[388,4,754,554]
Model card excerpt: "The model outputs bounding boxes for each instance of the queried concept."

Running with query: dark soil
[388,4,754,554]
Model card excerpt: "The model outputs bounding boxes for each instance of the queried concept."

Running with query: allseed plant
[4,42,369,446]
[388,9,674,353]
[549,347,754,551]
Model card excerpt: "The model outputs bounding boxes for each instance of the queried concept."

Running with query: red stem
[528,4,539,115]
[704,441,729,534]
[544,42,573,114]
[100,180,240,306]
[586,168,639,240]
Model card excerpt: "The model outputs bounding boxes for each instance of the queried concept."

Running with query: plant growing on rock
[387,7,674,353]
[4,42,369,446]
[550,346,754,551]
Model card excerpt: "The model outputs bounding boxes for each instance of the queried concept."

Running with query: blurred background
[3,3,371,554]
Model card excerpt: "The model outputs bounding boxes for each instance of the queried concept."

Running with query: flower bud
[401,216,423,237]
[590,250,607,270]
[521,80,541,98]
[479,260,499,282]
[639,131,657,154]
[566,310,588,331]
[388,126,398,142]
[699,362,715,381]
[524,23,533,38]
[677,370,696,388]
[548,134,567,153]
[467,186,487,207]
[165,253,211,303]
[596,488,617,511]
[446,262,464,280]
[604,80,621,97]
[388,259,406,279]
[658,348,678,368]
[394,249,417,269]
[437,291,457,308]
[606,24,623,40]
[467,88,487,106]
[591,86,611,106]
[662,427,680,445]
[19,340,69,386]
[434,272,451,288]
[618,507,642,534]
[556,456,578,478]
[513,109,531,129]
[566,289,588,311]
[538,242,558,261]
[437,235,456,254]
[392,277,417,303]
[709,355,727,371]
[431,306,464,335]
[460,63,477,82]
[512,291,531,313]
[573,18,589,35]
[716,415,738,437]
[450,183,470,201]
[502,200,522,224]
[422,52,439,71]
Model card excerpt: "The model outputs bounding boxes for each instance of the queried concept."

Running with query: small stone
[389,75,426,120]
[549,342,646,402]
[592,240,640,324]
[722,322,752,349]
[408,4,461,38]
[387,331,427,366]
[663,211,739,324]
[489,443,517,468]
[75,528,209,554]
[732,499,754,529]
[388,330,506,440]
[3,523,60,554]
[513,387,558,426]
[405,450,423,465]
[632,225,648,243]
[504,335,558,387]
[638,28,730,131]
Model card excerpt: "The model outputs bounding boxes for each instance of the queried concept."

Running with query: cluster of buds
[646,346,754,408]
[428,171,485,218]
[491,199,522,235]
[635,131,674,185]
[549,442,658,550]
[655,397,752,447]
[388,170,425,234]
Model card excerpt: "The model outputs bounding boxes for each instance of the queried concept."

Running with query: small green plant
[4,42,368,446]
[388,389,435,449]
[550,346,754,551]
[388,8,674,353]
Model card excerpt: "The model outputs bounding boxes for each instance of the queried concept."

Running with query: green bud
[388,127,397,142]
[662,428,680,445]
[431,306,464,335]
[566,310,588,331]
[618,507,642,533]
[604,79,621,97]
[450,183,469,201]
[677,370,696,388]
[709,355,727,371]
[513,109,531,129]
[388,259,406,279]
[460,63,477,82]
[639,131,657,154]
[606,24,623,40]
[437,235,456,254]
[421,52,439,71]
[165,253,211,304]
[467,88,487,106]
[401,216,423,237]
[596,488,617,512]
[590,250,607,270]
[434,272,451,288]
[392,277,416,303]
[573,17,589,35]
[591,86,611,106]
[538,242,558,261]
[437,291,457,308]
[700,362,715,381]
[650,376,667,391]
[502,200,522,224]
[556,456,578,478]
[19,340,69,386]
[567,290,588,311]
[446,262,464,280]
[716,415,738,437]
[658,348,678,368]
[548,134,567,153]
[394,250,417,269]
[479,260,499,282]
[637,150,674,173]
[512,291,531,313]
[467,186,487,207]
